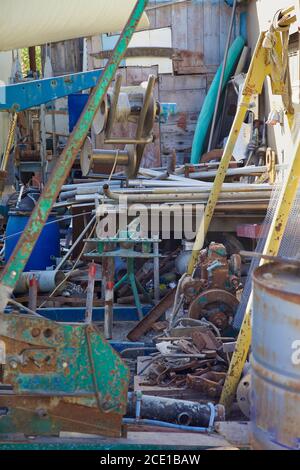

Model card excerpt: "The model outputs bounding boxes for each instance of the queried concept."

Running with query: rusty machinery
[80,74,159,179]
[182,243,242,334]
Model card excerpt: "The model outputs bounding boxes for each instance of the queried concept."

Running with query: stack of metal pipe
[57,171,273,214]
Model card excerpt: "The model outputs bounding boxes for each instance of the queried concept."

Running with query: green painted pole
[0,0,149,305]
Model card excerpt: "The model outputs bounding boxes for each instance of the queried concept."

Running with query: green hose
[190,35,245,164]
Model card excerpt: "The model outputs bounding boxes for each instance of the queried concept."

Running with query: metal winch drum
[251,263,300,450]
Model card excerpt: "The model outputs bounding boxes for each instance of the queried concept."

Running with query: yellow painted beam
[187,33,269,276]
[220,137,300,410]
[185,12,298,409]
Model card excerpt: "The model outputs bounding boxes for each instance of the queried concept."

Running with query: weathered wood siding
[141,0,235,165]
[86,1,236,167]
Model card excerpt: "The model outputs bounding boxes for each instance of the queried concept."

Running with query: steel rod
[56,215,96,271]
[1,113,18,172]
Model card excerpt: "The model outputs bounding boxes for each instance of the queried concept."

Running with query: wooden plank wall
[145,0,234,166]
[88,1,235,167]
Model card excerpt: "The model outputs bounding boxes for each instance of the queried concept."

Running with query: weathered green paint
[0,313,129,435]
[0,441,212,451]
[0,0,149,295]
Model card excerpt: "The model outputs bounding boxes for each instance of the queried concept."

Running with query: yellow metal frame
[187,26,294,275]
[218,6,299,409]
[185,5,298,409]
[220,137,300,410]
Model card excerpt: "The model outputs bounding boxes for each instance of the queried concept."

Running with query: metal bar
[105,73,123,139]
[1,113,18,172]
[0,69,105,112]
[104,137,153,145]
[85,262,97,324]
[220,138,300,411]
[56,215,96,271]
[0,0,149,308]
[103,257,115,340]
[28,276,38,313]
[153,237,160,305]
[240,250,300,266]
[136,75,156,140]
[127,288,176,342]
[28,47,37,73]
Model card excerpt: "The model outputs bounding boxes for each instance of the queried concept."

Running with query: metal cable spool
[80,136,138,178]
[80,75,158,179]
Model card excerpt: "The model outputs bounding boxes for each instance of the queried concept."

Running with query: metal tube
[153,237,160,305]
[103,184,270,203]
[103,257,115,340]
[0,0,149,307]
[136,75,156,140]
[78,194,269,210]
[14,270,66,295]
[128,179,273,191]
[28,276,38,312]
[61,181,120,191]
[207,0,238,152]
[127,392,224,427]
[92,149,129,165]
[85,262,97,324]
[190,165,286,179]
[104,137,153,145]
[105,73,123,139]
[106,183,272,194]
[56,215,96,271]
[0,113,18,172]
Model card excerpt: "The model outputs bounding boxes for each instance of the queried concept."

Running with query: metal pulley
[188,289,239,332]
[80,74,159,179]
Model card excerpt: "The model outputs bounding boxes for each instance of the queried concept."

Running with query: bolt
[31,328,41,338]
[9,360,18,369]
[36,408,48,418]
[102,402,112,411]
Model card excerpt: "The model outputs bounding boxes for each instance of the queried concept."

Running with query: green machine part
[0,313,129,437]
[0,0,149,439]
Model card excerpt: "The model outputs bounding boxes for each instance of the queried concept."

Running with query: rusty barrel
[251,263,300,450]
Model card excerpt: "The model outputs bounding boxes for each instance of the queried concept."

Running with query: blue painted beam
[35,305,152,323]
[0,69,103,112]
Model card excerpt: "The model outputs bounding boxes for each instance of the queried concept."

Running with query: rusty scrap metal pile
[129,242,241,401]
[140,328,229,399]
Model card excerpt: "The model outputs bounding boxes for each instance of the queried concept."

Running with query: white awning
[0,0,149,51]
